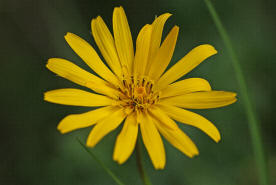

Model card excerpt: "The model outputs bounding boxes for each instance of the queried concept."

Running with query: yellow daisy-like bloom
[44,6,237,169]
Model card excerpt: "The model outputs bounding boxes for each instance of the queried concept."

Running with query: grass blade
[76,138,126,185]
[203,1,269,185]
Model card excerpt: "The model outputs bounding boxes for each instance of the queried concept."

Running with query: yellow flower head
[44,6,237,169]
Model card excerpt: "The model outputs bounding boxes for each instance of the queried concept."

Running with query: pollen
[135,87,146,96]
[117,75,160,112]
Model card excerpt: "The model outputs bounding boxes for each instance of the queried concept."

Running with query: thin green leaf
[203,1,269,185]
[76,138,126,185]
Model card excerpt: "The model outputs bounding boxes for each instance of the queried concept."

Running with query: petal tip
[171,25,180,33]
[57,126,67,134]
[113,150,127,165]
[153,163,165,170]
[198,44,218,55]
[43,92,49,101]
[158,12,172,20]
[215,137,221,143]
[91,18,96,24]
[46,58,56,67]
[86,140,96,148]
[113,157,125,165]
[211,45,218,54]
[57,120,69,134]
[191,151,199,157]
[192,147,199,157]
[46,59,51,68]
[113,6,121,12]
[64,32,77,42]
[64,32,71,38]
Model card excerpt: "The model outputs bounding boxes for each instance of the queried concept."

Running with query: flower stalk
[136,138,153,185]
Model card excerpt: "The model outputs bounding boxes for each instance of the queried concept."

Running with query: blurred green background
[1,0,275,184]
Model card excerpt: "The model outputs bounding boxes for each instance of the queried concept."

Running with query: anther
[149,83,153,91]
[131,76,134,83]
[142,78,145,86]
[123,79,127,87]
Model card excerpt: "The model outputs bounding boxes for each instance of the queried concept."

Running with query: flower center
[118,75,160,112]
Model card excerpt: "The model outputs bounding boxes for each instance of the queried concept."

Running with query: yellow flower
[44,6,237,169]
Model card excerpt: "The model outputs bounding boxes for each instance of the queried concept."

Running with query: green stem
[136,138,153,185]
[76,138,126,185]
[203,1,269,185]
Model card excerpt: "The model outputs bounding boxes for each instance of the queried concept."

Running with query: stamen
[123,79,127,87]
[118,75,159,112]
[142,78,145,86]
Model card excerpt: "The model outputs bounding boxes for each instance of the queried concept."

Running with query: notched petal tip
[164,12,172,16]
[190,152,199,158]
[43,91,50,101]
[92,16,102,23]
[189,146,200,157]
[231,97,238,105]
[64,32,72,38]
[64,32,78,45]
[173,25,179,30]
[191,149,199,157]
[46,58,56,68]
[86,139,96,148]
[202,44,218,55]
[113,6,122,13]
[154,164,165,170]
[46,58,51,66]
[64,32,81,44]
[223,91,238,106]
[155,12,172,21]
[91,17,96,25]
[113,156,125,165]
[46,58,58,69]
[56,117,74,134]
[57,123,68,134]
[215,136,221,143]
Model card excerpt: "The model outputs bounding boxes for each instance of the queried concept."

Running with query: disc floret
[118,75,160,112]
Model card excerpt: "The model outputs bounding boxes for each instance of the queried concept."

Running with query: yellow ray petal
[91,16,122,77]
[44,88,114,107]
[158,104,221,142]
[86,108,126,147]
[148,106,178,130]
[157,44,217,90]
[160,91,237,109]
[160,78,211,98]
[113,6,134,74]
[64,32,119,86]
[133,24,152,77]
[153,117,199,157]
[58,106,119,134]
[147,26,179,81]
[113,112,138,164]
[46,58,119,98]
[147,13,172,63]
[139,112,166,169]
